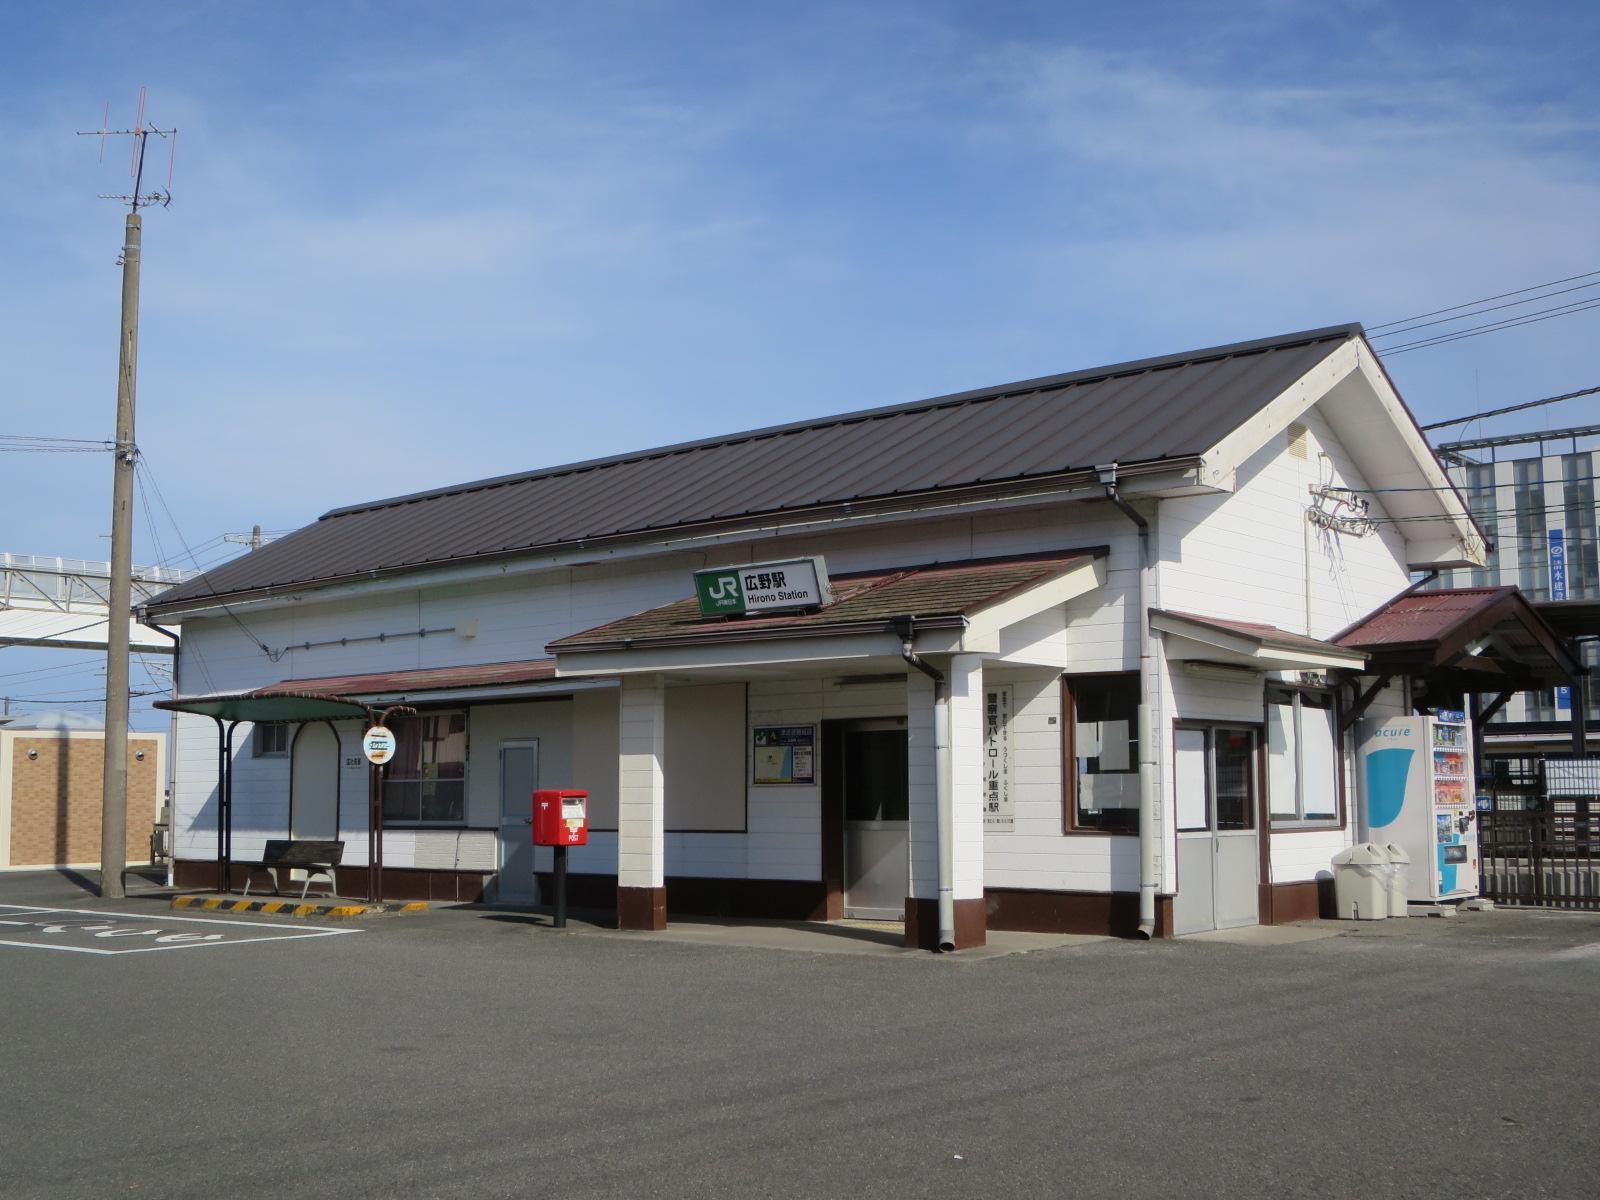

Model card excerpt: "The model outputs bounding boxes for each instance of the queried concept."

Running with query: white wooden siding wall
[171,506,1139,878]
[980,666,1140,892]
[1158,406,1410,639]
[170,410,1407,901]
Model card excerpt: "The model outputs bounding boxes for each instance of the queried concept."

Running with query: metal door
[496,740,540,905]
[842,722,909,920]
[1174,726,1260,934]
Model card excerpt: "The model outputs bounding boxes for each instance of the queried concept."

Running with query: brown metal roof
[155,659,560,721]
[1335,587,1519,650]
[1155,611,1367,661]
[146,325,1363,614]
[1334,586,1578,688]
[550,551,1103,651]
[261,659,560,696]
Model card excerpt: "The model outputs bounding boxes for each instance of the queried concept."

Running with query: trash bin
[1383,843,1411,917]
[1330,843,1389,921]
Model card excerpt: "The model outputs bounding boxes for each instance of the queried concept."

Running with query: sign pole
[554,844,568,929]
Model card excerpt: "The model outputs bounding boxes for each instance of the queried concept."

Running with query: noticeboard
[752,725,816,785]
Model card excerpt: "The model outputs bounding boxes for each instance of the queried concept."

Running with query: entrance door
[841,721,909,920]
[1174,726,1260,935]
[496,740,540,905]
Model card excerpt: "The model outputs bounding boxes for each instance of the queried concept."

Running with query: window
[1174,724,1258,832]
[1266,688,1340,826]
[382,711,468,824]
[252,722,289,758]
[1064,673,1140,832]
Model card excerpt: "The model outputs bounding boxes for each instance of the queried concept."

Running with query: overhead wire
[1366,267,1600,332]
[135,453,277,671]
[1376,295,1600,355]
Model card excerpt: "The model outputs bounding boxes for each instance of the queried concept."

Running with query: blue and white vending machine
[1357,712,1478,902]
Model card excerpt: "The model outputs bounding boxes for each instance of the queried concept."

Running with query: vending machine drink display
[1356,713,1478,902]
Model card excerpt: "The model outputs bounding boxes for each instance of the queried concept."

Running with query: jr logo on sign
[695,572,745,614]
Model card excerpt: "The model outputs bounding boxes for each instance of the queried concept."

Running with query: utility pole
[80,91,175,899]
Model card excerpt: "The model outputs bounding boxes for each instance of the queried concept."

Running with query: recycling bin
[1331,843,1389,921]
[1383,842,1411,917]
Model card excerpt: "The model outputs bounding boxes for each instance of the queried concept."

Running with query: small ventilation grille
[1288,423,1309,459]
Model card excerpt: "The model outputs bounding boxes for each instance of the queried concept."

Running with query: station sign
[694,557,832,617]
[362,725,397,765]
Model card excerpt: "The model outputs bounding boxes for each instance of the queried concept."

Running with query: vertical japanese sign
[1550,528,1570,711]
[984,685,1013,830]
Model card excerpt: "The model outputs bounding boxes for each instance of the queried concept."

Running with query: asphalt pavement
[2,869,1598,1199]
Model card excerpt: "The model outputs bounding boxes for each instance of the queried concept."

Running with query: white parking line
[0,904,361,955]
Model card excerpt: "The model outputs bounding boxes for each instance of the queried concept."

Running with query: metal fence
[1478,755,1600,910]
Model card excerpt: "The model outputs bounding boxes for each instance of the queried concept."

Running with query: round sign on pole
[362,725,397,765]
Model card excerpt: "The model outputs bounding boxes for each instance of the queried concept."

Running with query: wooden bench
[243,840,345,900]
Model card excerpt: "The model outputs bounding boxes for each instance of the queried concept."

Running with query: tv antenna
[75,87,178,900]
[77,87,177,210]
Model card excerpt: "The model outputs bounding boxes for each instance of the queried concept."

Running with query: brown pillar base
[904,896,986,951]
[617,885,667,931]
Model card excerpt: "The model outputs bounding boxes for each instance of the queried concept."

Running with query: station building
[147,325,1512,945]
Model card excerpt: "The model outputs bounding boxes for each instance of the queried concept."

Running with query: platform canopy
[1335,586,1579,696]
[154,688,370,723]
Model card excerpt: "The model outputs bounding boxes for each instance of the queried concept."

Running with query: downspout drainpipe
[897,619,954,952]
[1099,465,1160,940]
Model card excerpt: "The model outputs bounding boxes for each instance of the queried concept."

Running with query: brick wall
[7,736,160,867]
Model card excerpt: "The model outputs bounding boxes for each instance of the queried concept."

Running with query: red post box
[533,789,589,846]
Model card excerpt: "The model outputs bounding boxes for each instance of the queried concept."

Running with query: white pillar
[904,655,987,950]
[947,654,987,913]
[616,674,666,929]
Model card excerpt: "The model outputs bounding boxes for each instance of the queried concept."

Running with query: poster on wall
[984,685,1014,830]
[752,725,816,785]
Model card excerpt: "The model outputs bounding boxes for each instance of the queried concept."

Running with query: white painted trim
[1198,341,1360,489]
[1151,612,1367,671]
[963,558,1107,643]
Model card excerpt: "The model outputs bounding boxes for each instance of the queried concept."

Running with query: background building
[1436,426,1599,741]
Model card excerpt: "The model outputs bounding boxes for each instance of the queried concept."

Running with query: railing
[1478,755,1600,910]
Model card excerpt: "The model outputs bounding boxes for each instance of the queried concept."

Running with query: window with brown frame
[1062,672,1140,833]
[381,711,468,825]
[1266,686,1342,827]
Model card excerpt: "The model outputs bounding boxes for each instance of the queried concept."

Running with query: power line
[1354,471,1600,495]
[135,455,275,668]
[1421,385,1600,432]
[1369,278,1600,341]
[1366,267,1600,332]
[1377,295,1600,355]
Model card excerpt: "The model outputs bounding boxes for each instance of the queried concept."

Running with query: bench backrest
[261,839,345,867]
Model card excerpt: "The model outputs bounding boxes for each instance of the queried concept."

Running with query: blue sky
[3,1,1599,724]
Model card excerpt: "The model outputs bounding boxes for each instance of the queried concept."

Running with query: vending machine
[1356,712,1478,902]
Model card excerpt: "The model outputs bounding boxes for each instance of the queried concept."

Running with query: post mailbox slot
[533,788,589,847]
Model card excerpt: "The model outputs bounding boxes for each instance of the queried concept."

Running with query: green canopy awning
[154,689,369,723]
